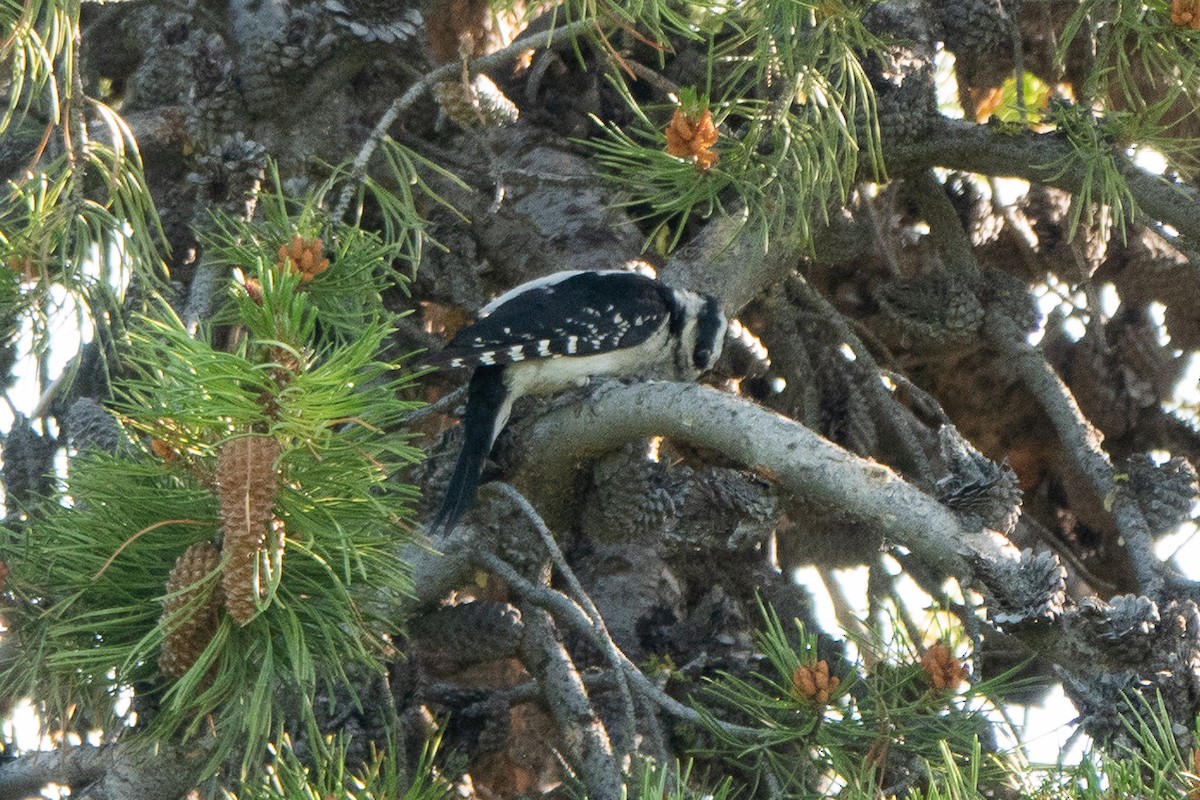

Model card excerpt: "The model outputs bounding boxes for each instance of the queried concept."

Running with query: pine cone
[980,269,1040,334]
[159,541,223,679]
[1072,594,1159,662]
[936,426,1022,536]
[432,75,519,129]
[1125,454,1199,536]
[217,435,282,625]
[1,415,56,518]
[875,273,984,346]
[976,548,1066,626]
[66,398,123,455]
[583,446,676,542]
[324,0,422,44]
[938,0,1007,55]
[189,132,267,210]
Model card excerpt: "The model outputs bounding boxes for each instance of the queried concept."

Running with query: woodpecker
[428,269,727,532]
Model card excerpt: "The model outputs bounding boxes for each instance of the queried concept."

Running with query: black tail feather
[431,366,510,532]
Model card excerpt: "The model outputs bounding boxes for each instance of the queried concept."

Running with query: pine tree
[1,0,1200,797]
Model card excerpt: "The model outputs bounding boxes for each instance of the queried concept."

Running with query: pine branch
[887,118,1200,245]
[516,380,1012,579]
[983,312,1170,595]
[333,17,598,222]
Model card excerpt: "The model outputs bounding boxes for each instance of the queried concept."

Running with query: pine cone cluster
[217,435,282,625]
[159,542,223,679]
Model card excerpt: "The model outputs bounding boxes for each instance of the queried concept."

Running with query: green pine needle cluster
[690,603,1024,797]
[585,0,885,252]
[1048,0,1200,239]
[617,608,1200,799]
[0,194,424,779]
[0,0,168,391]
[225,734,452,800]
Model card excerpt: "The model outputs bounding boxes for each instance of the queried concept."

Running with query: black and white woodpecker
[429,269,728,532]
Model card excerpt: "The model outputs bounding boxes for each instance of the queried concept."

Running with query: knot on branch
[936,426,1022,536]
[974,548,1066,626]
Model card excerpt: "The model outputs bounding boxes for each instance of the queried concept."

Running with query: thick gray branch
[517,381,1017,579]
[0,742,203,800]
[664,209,805,312]
[0,746,106,800]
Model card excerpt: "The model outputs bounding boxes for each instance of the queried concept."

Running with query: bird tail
[431,365,511,533]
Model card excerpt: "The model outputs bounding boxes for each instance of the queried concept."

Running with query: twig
[817,566,871,645]
[787,276,934,480]
[621,59,682,99]
[907,169,980,277]
[983,312,1166,594]
[475,549,769,741]
[488,482,638,751]
[332,17,597,222]
[402,384,466,427]
[518,601,623,799]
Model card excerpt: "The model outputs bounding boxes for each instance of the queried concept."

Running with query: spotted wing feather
[434,271,676,370]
